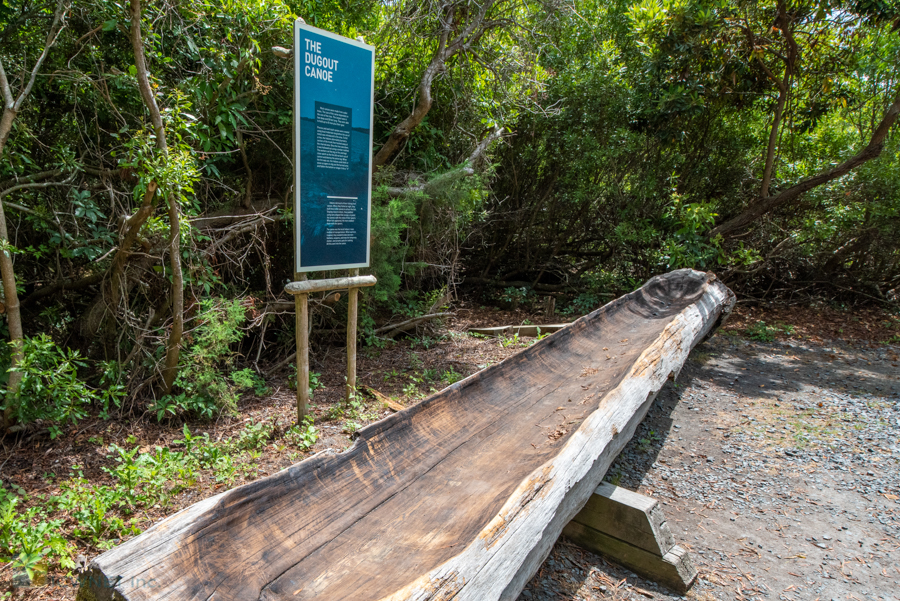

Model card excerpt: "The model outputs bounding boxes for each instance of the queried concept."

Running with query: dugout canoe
[78,268,734,601]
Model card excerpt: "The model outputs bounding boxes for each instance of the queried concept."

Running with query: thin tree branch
[23,272,104,305]
[0,169,64,191]
[374,312,452,338]
[130,0,167,154]
[14,0,70,112]
[0,174,77,199]
[385,126,502,197]
[710,88,900,238]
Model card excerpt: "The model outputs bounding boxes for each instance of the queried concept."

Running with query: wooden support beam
[77,269,733,601]
[346,268,359,401]
[563,483,697,592]
[467,323,569,338]
[295,272,308,422]
[285,275,376,294]
[286,273,375,418]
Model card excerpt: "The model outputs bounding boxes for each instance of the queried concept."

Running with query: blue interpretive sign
[294,21,374,272]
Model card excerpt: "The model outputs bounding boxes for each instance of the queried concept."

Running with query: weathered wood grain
[77,269,734,601]
[467,324,569,337]
[562,483,695,592]
[285,275,376,295]
[569,482,676,556]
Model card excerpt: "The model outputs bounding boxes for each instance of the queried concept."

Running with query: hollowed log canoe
[78,268,734,601]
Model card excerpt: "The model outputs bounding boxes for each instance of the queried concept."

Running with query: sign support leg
[295,273,309,423]
[346,268,359,402]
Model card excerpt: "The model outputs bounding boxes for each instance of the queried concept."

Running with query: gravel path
[520,332,900,601]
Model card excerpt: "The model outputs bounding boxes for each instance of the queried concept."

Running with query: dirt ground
[2,300,899,600]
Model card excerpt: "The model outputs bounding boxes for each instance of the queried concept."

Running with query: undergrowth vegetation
[0,0,898,444]
[0,336,124,438]
[152,298,258,421]
[0,418,318,577]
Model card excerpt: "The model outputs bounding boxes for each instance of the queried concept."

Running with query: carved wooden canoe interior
[78,269,734,601]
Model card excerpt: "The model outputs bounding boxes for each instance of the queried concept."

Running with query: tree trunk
[760,86,787,198]
[710,88,900,238]
[0,101,23,405]
[130,0,183,393]
[108,182,157,314]
[161,193,183,392]
[754,2,797,199]
[0,1,69,419]
[0,195,23,404]
[373,0,497,167]
[0,106,15,156]
[372,41,445,167]
[76,182,158,346]
[130,0,167,156]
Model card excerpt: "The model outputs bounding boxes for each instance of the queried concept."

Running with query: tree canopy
[0,0,898,434]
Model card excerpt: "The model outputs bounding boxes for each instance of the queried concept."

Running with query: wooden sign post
[286,21,375,424]
[286,274,376,421]
[345,268,359,402]
[293,272,309,423]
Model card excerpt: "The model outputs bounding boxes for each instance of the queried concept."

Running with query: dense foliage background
[0,0,898,431]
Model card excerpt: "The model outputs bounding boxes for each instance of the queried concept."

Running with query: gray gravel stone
[520,334,900,601]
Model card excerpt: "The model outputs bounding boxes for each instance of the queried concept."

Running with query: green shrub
[745,321,778,342]
[287,416,319,451]
[236,419,276,450]
[154,298,249,419]
[500,286,532,309]
[1,334,121,437]
[368,184,420,305]
[232,368,269,396]
[442,367,463,385]
[662,196,724,270]
[566,291,602,316]
[0,489,75,574]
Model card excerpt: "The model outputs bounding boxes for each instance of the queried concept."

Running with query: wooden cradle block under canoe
[77,268,734,601]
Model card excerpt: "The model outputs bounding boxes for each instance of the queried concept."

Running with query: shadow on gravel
[603,358,700,491]
[614,335,899,491]
[688,336,900,401]
[521,333,900,601]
